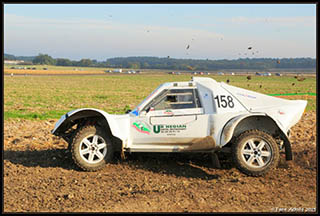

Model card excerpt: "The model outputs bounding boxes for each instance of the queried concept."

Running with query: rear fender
[220,113,292,160]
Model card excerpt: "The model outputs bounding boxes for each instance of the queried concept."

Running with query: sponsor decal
[153,124,187,135]
[132,121,151,134]
[236,92,256,99]
[278,110,285,115]
[131,109,139,116]
[164,109,173,115]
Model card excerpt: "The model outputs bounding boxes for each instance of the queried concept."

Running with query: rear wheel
[71,125,114,171]
[232,130,279,176]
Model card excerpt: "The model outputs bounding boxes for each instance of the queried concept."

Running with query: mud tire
[232,130,279,176]
[71,125,114,171]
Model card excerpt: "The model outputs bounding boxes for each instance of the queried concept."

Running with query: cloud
[4,13,225,59]
[229,16,315,27]
[4,13,315,60]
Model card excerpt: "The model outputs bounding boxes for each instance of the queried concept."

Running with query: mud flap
[283,136,293,161]
[284,139,293,160]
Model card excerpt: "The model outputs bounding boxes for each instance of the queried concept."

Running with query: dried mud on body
[3,112,317,213]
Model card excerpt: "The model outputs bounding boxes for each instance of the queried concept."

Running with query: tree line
[4,53,316,70]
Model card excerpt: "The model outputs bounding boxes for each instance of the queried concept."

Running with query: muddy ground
[3,112,317,213]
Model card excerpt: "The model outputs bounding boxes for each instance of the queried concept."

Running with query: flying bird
[248,47,252,50]
[186,45,190,49]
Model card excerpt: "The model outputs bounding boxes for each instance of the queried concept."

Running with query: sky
[4,4,316,61]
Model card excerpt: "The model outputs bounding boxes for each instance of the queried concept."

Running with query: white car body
[52,77,306,161]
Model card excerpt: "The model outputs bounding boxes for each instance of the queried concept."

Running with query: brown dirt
[3,112,317,213]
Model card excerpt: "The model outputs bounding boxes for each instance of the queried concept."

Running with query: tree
[56,58,73,66]
[32,54,55,65]
[78,59,93,67]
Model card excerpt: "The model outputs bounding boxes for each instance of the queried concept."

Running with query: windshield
[130,83,167,116]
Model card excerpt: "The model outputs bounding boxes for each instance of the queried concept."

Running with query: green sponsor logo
[153,124,187,134]
[133,122,151,134]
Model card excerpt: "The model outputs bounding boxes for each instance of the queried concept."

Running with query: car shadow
[4,150,232,179]
[115,152,232,180]
[3,149,80,171]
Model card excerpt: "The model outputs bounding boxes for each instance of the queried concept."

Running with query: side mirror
[125,109,132,114]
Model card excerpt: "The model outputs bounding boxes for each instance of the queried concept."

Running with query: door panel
[150,115,196,125]
[130,87,209,148]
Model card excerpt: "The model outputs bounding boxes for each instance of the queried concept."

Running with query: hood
[221,82,307,132]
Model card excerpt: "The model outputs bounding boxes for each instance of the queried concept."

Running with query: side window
[151,89,201,110]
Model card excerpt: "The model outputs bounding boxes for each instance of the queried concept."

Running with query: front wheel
[232,130,279,176]
[71,125,114,171]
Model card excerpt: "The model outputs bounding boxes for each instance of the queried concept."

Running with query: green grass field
[4,74,316,120]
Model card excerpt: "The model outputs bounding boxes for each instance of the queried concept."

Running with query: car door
[130,87,208,148]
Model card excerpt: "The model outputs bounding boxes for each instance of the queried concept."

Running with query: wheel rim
[240,138,272,169]
[79,134,107,164]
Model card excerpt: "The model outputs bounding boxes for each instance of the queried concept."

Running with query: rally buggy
[52,77,307,176]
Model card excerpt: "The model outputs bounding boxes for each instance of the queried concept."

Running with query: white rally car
[52,77,307,176]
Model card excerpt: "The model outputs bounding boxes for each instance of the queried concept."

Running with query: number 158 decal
[214,95,234,108]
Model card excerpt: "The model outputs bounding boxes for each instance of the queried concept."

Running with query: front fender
[52,108,130,142]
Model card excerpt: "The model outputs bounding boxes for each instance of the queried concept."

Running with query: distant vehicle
[217,72,224,75]
[263,72,272,76]
[275,73,282,76]
[52,77,307,176]
[231,72,235,76]
[168,72,175,75]
[32,67,37,70]
[176,72,181,75]
[255,72,262,76]
[10,66,15,69]
[43,68,48,70]
[199,72,204,75]
[192,72,197,75]
[205,72,211,75]
[113,69,122,73]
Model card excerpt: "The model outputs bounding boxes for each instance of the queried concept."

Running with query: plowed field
[3,112,317,213]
